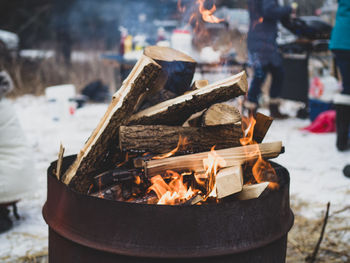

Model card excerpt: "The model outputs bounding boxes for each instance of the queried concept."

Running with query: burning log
[202,103,241,126]
[62,55,162,193]
[128,71,248,126]
[253,113,274,143]
[236,182,270,200]
[119,124,242,154]
[143,46,196,96]
[216,166,243,199]
[145,141,283,177]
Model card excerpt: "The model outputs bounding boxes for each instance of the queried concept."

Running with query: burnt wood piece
[253,113,274,143]
[145,141,283,177]
[133,154,154,168]
[143,46,196,96]
[62,55,162,194]
[127,193,158,204]
[90,184,124,201]
[119,124,243,154]
[93,168,140,191]
[128,71,248,126]
[202,103,241,126]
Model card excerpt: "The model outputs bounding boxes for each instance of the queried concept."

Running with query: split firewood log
[144,141,283,177]
[119,124,242,154]
[216,166,243,199]
[202,103,241,126]
[128,71,248,126]
[236,182,270,200]
[62,55,162,193]
[253,112,274,143]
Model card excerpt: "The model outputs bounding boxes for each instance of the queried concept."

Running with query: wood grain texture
[128,71,248,126]
[145,141,283,177]
[62,55,162,193]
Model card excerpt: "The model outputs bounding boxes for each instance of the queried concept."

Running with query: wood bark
[145,141,283,177]
[62,55,162,193]
[128,71,248,126]
[202,103,241,126]
[253,112,274,143]
[119,124,243,154]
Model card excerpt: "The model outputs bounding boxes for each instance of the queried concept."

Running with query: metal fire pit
[43,155,294,263]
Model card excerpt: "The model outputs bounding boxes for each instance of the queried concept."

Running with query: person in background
[0,70,36,233]
[245,0,297,118]
[329,0,350,152]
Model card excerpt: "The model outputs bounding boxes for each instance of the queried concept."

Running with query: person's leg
[333,50,350,151]
[268,64,288,119]
[246,65,268,115]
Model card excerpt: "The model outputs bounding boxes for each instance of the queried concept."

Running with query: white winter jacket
[0,98,36,203]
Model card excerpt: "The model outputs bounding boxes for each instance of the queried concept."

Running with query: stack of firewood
[57,46,283,205]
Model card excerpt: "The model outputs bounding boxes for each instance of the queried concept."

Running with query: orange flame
[195,146,226,199]
[196,0,224,24]
[240,115,257,146]
[240,115,279,190]
[152,136,188,160]
[148,172,198,205]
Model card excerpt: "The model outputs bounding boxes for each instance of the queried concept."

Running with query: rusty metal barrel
[43,155,294,263]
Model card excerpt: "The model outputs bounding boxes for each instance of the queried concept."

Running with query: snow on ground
[0,95,349,261]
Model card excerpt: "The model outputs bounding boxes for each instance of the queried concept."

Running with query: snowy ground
[0,95,349,262]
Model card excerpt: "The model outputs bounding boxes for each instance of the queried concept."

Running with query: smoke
[53,0,179,49]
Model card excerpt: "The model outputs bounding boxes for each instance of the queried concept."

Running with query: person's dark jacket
[247,0,292,66]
